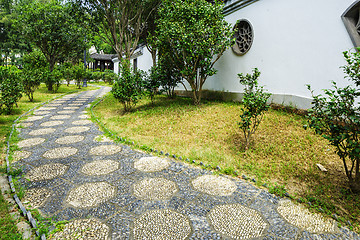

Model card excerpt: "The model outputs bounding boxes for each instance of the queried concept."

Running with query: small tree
[17,0,86,91]
[155,0,233,105]
[144,66,161,103]
[307,49,360,192]
[0,65,23,114]
[60,62,74,87]
[21,51,46,101]
[157,58,182,99]
[238,68,271,150]
[71,64,86,89]
[111,60,144,112]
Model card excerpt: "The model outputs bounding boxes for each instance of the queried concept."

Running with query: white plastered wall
[200,0,355,108]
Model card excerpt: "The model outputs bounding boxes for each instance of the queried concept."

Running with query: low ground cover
[0,83,98,239]
[93,93,360,232]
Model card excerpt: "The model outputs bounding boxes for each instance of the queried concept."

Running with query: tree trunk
[350,180,360,193]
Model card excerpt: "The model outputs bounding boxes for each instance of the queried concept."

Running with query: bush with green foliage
[144,66,161,103]
[307,49,360,192]
[103,70,116,85]
[43,68,62,93]
[157,59,182,99]
[111,60,144,112]
[71,64,86,89]
[21,51,47,101]
[0,66,23,114]
[238,68,271,150]
[60,62,74,86]
[155,0,233,105]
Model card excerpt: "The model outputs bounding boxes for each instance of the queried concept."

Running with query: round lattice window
[232,19,253,55]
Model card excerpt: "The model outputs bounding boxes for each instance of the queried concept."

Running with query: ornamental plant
[21,51,47,101]
[0,66,23,114]
[307,49,360,192]
[238,68,271,150]
[111,60,144,112]
[155,0,233,105]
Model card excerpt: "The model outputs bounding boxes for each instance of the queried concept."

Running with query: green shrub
[144,66,161,103]
[71,64,86,89]
[157,59,182,99]
[21,51,46,101]
[111,60,144,112]
[238,68,271,150]
[307,49,360,192]
[0,66,23,114]
[60,62,74,86]
[43,68,62,93]
[103,69,116,85]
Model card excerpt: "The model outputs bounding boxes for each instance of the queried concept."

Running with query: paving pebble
[12,87,360,240]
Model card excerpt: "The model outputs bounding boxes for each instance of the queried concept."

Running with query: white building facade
[114,0,359,109]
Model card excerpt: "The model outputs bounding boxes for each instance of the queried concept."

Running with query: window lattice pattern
[232,20,253,55]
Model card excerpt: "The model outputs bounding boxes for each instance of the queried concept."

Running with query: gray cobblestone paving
[13,87,360,240]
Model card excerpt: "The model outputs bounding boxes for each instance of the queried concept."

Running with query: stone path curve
[12,87,359,240]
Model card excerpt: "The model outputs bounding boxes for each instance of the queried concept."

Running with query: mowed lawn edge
[92,92,360,232]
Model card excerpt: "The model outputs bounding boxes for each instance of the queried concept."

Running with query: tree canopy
[17,0,87,73]
[155,0,233,105]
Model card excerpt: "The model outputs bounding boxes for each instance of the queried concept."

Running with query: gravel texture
[277,200,337,233]
[25,163,68,181]
[134,157,170,172]
[81,160,120,175]
[52,218,110,240]
[89,145,122,156]
[28,128,55,136]
[192,175,237,196]
[12,87,360,240]
[43,147,78,159]
[133,209,191,240]
[18,137,45,148]
[24,187,51,208]
[66,182,116,208]
[133,177,178,200]
[208,204,268,239]
[55,135,84,144]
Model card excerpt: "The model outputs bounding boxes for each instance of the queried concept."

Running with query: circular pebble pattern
[133,209,191,240]
[134,157,170,172]
[50,115,71,120]
[277,200,336,233]
[208,204,268,239]
[52,218,110,240]
[64,126,90,134]
[24,187,51,208]
[46,104,61,107]
[38,107,57,111]
[26,163,68,181]
[66,182,116,208]
[192,175,237,196]
[89,145,122,156]
[58,110,75,114]
[55,135,84,144]
[43,147,78,159]
[18,138,45,148]
[78,115,89,119]
[25,116,44,122]
[40,121,64,127]
[29,128,56,136]
[34,111,50,115]
[133,178,178,200]
[12,150,32,162]
[72,120,92,125]
[17,122,33,128]
[81,160,119,176]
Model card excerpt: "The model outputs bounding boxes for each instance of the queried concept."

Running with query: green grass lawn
[0,83,98,239]
[93,94,360,232]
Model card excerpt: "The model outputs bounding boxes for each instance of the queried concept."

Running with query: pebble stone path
[12,87,360,240]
